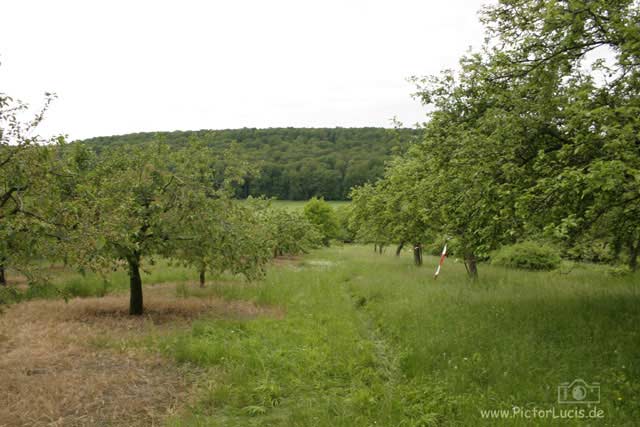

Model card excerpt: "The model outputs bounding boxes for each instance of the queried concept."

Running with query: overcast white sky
[1,0,490,140]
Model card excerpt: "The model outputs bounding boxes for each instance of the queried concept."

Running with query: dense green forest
[79,127,421,200]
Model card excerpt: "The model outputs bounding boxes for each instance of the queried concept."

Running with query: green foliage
[171,198,272,283]
[334,204,357,242]
[349,154,436,256]
[56,141,272,313]
[349,183,393,249]
[255,200,322,257]
[604,265,633,277]
[61,277,111,298]
[564,234,616,264]
[303,197,339,246]
[352,0,640,275]
[491,241,562,271]
[0,89,66,283]
[0,284,20,306]
[80,128,421,201]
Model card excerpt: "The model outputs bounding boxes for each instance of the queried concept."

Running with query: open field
[269,200,350,211]
[1,245,639,426]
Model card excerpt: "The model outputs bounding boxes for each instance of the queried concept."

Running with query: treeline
[79,127,421,200]
[348,0,640,276]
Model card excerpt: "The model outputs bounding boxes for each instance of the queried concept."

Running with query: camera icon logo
[557,379,600,404]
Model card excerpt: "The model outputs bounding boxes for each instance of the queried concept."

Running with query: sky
[1,0,491,140]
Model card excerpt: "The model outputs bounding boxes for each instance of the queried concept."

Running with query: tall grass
[50,259,198,298]
[163,245,640,426]
[343,246,640,425]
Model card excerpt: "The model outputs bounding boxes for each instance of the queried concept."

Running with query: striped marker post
[434,243,447,279]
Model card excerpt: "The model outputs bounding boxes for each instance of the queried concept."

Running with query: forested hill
[79,127,422,200]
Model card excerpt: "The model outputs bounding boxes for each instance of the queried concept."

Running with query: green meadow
[269,200,350,211]
[38,244,634,426]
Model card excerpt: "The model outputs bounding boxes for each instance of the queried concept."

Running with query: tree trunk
[413,243,422,266]
[127,253,143,315]
[628,239,639,272]
[0,264,6,286]
[613,237,623,262]
[199,269,206,288]
[396,242,404,256]
[464,254,478,280]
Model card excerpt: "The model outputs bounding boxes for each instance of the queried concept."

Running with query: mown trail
[165,253,413,426]
[347,286,402,393]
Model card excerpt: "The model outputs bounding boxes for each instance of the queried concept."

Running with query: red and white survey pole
[433,243,447,279]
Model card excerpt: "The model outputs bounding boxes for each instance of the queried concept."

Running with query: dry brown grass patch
[272,255,302,267]
[0,285,282,426]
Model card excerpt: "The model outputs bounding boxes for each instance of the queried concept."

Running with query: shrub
[0,285,21,306]
[303,197,340,246]
[334,205,357,243]
[491,241,561,271]
[565,237,615,263]
[604,265,632,277]
[62,278,111,298]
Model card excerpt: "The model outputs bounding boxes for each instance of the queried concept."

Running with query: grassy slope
[156,245,639,426]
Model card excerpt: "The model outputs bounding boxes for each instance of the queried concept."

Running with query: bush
[604,265,632,277]
[334,205,356,243]
[0,285,21,306]
[62,278,111,298]
[491,241,561,271]
[303,197,340,246]
[565,237,615,263]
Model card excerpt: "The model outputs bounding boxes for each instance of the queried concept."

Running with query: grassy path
[164,252,405,426]
[348,287,402,393]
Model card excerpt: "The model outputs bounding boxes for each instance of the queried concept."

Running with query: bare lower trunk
[199,269,206,288]
[127,253,143,315]
[396,242,404,256]
[0,264,6,286]
[464,254,478,280]
[413,243,422,266]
